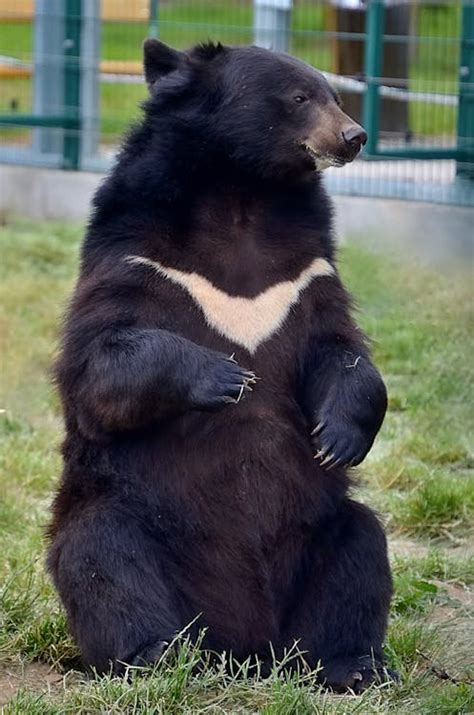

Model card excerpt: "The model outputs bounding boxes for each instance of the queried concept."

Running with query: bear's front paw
[312,415,373,469]
[311,368,387,469]
[190,353,258,410]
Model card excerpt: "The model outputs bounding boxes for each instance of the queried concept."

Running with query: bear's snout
[303,105,367,171]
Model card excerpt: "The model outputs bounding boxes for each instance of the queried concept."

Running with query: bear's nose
[342,126,368,150]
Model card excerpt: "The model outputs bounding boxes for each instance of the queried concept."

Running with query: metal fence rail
[0,0,472,206]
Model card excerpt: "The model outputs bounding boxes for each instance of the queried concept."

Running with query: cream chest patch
[126,254,334,353]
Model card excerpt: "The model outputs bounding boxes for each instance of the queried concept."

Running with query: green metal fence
[0,0,473,206]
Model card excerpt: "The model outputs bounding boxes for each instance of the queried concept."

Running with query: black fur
[48,42,392,690]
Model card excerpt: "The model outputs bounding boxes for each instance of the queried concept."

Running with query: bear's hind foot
[319,655,399,694]
[129,639,174,669]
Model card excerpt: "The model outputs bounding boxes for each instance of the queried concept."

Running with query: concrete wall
[1,164,472,267]
[0,165,101,222]
[332,191,473,267]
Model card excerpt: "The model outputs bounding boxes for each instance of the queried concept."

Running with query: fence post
[63,0,82,170]
[149,0,159,38]
[80,0,100,169]
[254,0,293,53]
[362,0,385,156]
[457,0,474,179]
[32,0,65,158]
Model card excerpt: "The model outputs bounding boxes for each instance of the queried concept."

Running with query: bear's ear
[143,39,185,87]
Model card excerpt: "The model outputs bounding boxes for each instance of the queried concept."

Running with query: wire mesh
[0,0,472,205]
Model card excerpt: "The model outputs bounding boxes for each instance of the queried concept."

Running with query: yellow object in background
[0,0,151,21]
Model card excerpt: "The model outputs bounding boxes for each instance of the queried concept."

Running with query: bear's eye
[294,95,308,104]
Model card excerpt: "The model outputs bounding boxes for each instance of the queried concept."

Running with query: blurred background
[0,0,473,205]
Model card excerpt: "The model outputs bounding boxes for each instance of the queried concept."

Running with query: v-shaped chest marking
[126,254,335,353]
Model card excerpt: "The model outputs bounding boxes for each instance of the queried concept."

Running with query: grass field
[0,215,472,713]
[0,1,461,143]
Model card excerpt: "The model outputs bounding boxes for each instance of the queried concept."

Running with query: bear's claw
[319,452,335,467]
[191,354,259,408]
[311,421,325,436]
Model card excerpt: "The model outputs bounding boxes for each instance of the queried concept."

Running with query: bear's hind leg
[283,500,395,692]
[47,505,180,673]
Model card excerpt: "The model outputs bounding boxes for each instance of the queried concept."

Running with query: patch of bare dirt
[0,661,64,707]
[389,536,430,559]
[389,535,474,561]
[429,581,473,681]
[389,536,474,681]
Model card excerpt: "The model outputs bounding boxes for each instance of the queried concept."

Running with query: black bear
[48,40,394,692]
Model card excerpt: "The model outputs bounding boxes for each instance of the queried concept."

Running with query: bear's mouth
[302,143,347,171]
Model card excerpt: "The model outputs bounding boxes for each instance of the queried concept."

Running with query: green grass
[0,2,461,142]
[0,217,473,712]
[339,244,473,541]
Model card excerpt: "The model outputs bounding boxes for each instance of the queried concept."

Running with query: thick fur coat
[48,41,393,691]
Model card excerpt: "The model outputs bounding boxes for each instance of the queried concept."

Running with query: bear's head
[143,39,366,180]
